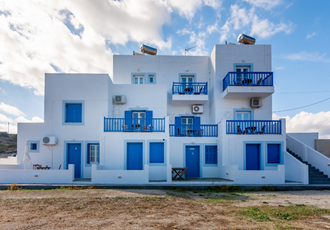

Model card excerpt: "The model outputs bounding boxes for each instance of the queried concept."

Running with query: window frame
[28,140,39,153]
[85,141,100,166]
[62,100,85,125]
[147,73,157,84]
[179,73,196,83]
[203,144,218,167]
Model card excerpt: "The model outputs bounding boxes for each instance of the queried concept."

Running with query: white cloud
[0,113,13,123]
[176,28,191,36]
[274,66,284,70]
[0,102,25,117]
[15,116,44,123]
[306,32,317,39]
[243,0,283,10]
[284,51,330,63]
[219,4,294,42]
[273,111,330,139]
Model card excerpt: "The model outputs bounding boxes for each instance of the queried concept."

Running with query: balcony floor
[172,94,208,105]
[222,86,274,99]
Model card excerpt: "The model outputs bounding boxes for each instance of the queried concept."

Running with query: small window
[88,144,99,164]
[30,143,37,150]
[149,75,154,83]
[65,103,82,123]
[205,146,217,164]
[133,75,144,84]
[150,143,164,163]
[267,144,280,164]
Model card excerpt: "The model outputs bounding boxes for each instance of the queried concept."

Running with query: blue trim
[131,72,147,84]
[124,140,145,170]
[233,63,254,71]
[28,140,39,153]
[183,143,203,178]
[147,73,157,84]
[233,108,254,120]
[129,108,149,111]
[62,100,85,125]
[147,140,167,166]
[179,114,196,117]
[203,143,218,167]
[85,141,100,167]
[265,141,284,166]
[179,73,196,82]
[243,141,264,170]
[63,140,84,179]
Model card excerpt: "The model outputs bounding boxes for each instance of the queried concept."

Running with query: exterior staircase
[287,149,330,184]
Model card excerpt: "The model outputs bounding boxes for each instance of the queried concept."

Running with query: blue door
[67,144,81,178]
[246,144,260,170]
[127,143,143,170]
[186,146,200,178]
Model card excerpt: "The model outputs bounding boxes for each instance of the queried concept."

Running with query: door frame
[64,141,84,179]
[183,143,203,178]
[124,140,145,170]
[243,141,264,170]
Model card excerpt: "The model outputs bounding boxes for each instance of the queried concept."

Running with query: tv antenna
[184,45,197,55]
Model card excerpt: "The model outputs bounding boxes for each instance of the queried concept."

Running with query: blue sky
[1,0,330,137]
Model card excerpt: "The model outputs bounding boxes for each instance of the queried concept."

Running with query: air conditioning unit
[192,105,203,114]
[42,136,58,145]
[114,95,126,104]
[250,98,262,108]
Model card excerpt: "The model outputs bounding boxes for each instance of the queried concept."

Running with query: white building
[1,43,330,185]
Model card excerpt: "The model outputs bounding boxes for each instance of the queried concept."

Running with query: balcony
[172,82,208,105]
[222,72,274,99]
[226,120,281,135]
[169,124,218,137]
[104,117,165,132]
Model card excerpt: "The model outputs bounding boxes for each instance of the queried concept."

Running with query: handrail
[104,117,165,132]
[226,120,281,134]
[223,72,273,91]
[172,82,208,95]
[169,124,218,137]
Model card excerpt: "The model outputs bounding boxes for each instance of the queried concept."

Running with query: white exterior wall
[288,133,318,149]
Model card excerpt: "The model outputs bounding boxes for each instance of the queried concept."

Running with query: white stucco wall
[288,133,318,149]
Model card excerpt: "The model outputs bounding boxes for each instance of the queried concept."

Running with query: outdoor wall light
[191,142,195,144]
[118,176,122,179]
[186,70,189,72]
[34,175,38,177]
[262,176,265,179]
[226,173,229,175]
[328,164,330,166]
[163,139,165,141]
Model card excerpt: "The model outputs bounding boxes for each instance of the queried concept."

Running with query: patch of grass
[205,185,241,193]
[262,185,277,191]
[8,184,22,191]
[241,208,271,221]
[204,198,233,204]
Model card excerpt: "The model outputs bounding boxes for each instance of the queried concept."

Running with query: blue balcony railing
[223,72,273,91]
[169,124,218,137]
[172,82,208,95]
[104,117,165,132]
[226,120,281,135]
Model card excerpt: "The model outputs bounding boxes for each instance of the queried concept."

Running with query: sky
[0,0,330,138]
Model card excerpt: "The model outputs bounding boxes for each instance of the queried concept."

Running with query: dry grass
[0,189,329,229]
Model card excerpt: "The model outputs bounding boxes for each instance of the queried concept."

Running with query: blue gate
[246,144,260,170]
[67,143,81,178]
[186,146,200,177]
[127,143,143,170]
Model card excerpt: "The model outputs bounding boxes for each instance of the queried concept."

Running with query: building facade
[0,44,316,185]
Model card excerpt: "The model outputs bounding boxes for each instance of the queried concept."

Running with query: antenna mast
[184,45,197,55]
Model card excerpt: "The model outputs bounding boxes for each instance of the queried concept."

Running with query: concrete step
[309,181,330,184]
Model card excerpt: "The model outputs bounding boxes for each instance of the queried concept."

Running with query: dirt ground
[0,188,329,229]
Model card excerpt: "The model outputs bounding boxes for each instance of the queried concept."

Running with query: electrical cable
[276,90,330,94]
[273,97,330,113]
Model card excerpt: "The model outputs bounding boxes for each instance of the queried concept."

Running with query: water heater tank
[237,33,256,45]
[140,44,157,55]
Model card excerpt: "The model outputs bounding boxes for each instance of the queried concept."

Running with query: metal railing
[226,120,281,135]
[223,72,273,91]
[169,124,218,137]
[172,82,208,95]
[104,117,165,132]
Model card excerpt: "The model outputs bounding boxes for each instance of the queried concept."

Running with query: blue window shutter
[268,144,280,163]
[175,117,181,136]
[87,144,90,164]
[125,110,132,129]
[205,146,217,164]
[150,143,164,163]
[66,104,82,122]
[146,110,153,129]
[194,116,200,134]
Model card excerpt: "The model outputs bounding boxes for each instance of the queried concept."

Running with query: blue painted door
[67,144,81,178]
[246,144,260,170]
[186,146,200,177]
[127,143,143,170]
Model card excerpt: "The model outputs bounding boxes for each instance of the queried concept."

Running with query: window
[267,144,280,164]
[236,111,250,120]
[133,75,144,84]
[236,66,250,84]
[205,146,217,165]
[63,101,84,125]
[150,143,164,163]
[30,143,37,150]
[87,144,99,164]
[181,75,194,83]
[182,117,193,135]
[149,75,154,83]
[132,111,146,126]
[28,141,39,153]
